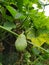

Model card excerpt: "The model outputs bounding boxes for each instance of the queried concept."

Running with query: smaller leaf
[31,47,40,56]
[0,63,2,65]
[24,51,31,59]
[3,21,16,31]
[35,62,43,65]
[16,0,23,11]
[23,0,29,5]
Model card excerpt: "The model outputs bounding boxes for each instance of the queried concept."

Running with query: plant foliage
[0,0,49,65]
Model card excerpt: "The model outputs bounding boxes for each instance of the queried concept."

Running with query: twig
[0,25,19,37]
[27,41,49,54]
[0,25,49,54]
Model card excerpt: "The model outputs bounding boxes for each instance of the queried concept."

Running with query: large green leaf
[27,29,49,47]
[6,6,25,19]
[6,6,17,17]
[23,0,29,5]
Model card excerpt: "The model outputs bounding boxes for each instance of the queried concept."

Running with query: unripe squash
[15,34,27,51]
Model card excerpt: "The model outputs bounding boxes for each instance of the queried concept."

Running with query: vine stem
[0,25,19,37]
[32,57,39,64]
[0,25,49,54]
[27,41,49,54]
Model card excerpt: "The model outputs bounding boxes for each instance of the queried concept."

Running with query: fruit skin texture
[15,34,27,51]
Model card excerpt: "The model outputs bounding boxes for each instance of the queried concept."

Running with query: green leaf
[3,21,16,31]
[0,63,2,65]
[24,51,31,59]
[23,0,29,5]
[6,6,25,19]
[16,0,23,11]
[35,62,43,65]
[31,47,40,56]
[27,29,46,47]
[1,7,6,18]
[6,6,17,17]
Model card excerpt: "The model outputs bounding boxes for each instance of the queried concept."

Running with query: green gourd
[15,33,27,51]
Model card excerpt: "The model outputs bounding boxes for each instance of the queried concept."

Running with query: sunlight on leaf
[27,30,49,47]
